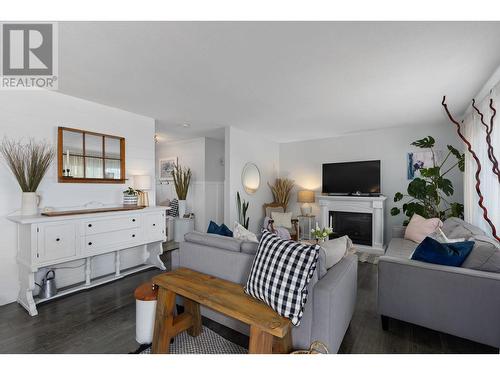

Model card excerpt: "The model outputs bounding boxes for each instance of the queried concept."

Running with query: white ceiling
[58,21,500,143]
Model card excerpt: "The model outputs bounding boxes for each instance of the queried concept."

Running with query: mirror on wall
[58,127,125,183]
[241,162,261,194]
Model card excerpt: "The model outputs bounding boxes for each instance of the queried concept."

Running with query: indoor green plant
[236,191,250,229]
[0,138,55,215]
[391,136,465,225]
[172,164,192,217]
[311,223,333,243]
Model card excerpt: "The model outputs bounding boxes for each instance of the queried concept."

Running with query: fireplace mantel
[317,194,387,254]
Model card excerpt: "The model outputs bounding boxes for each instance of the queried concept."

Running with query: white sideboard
[8,206,168,316]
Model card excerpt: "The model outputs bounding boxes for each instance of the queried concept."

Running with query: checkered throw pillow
[244,230,320,326]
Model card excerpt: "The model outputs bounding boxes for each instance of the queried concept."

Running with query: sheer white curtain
[461,84,500,237]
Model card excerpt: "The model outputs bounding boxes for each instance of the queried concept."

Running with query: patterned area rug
[350,248,380,264]
[139,326,247,354]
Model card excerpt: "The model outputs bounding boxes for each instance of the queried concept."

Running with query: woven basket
[291,341,329,354]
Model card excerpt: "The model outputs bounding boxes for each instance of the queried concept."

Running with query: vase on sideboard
[178,200,187,217]
[21,192,40,216]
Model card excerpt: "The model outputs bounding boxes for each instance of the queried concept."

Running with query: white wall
[279,123,464,244]
[0,90,155,306]
[225,126,279,234]
[155,137,225,231]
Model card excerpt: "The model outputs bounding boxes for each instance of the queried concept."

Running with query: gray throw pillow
[461,234,500,273]
[442,217,485,239]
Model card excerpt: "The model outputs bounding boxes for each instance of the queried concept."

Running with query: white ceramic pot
[21,192,40,216]
[178,200,187,217]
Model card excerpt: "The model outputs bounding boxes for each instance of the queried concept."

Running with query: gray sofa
[378,218,500,350]
[171,231,358,353]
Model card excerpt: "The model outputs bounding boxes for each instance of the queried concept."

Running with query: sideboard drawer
[145,213,166,242]
[84,228,142,254]
[83,215,140,235]
[37,222,77,262]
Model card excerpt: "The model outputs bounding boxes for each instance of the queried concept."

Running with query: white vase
[21,192,40,216]
[178,200,187,217]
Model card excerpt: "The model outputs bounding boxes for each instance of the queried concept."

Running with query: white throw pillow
[271,211,292,229]
[233,222,258,243]
[321,235,351,269]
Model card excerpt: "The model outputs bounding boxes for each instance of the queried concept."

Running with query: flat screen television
[322,160,381,195]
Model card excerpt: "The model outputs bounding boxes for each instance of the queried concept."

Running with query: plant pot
[21,192,40,216]
[178,200,187,217]
[123,194,138,205]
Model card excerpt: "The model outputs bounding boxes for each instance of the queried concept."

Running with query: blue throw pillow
[411,236,475,267]
[207,221,233,237]
[207,221,220,234]
[218,223,233,237]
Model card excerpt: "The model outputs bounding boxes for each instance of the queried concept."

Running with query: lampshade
[297,190,315,203]
[133,175,152,190]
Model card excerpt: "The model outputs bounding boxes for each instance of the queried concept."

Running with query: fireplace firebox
[329,211,373,246]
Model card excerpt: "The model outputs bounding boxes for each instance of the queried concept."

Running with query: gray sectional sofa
[171,231,358,353]
[378,218,500,350]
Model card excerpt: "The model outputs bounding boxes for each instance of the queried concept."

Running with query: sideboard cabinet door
[36,222,77,263]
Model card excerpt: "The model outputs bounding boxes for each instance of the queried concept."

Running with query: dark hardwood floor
[0,260,496,354]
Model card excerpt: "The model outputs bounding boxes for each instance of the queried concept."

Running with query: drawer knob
[132,219,136,222]
[88,224,92,228]
[153,223,156,227]
[56,238,60,242]
[132,234,136,238]
[88,242,92,246]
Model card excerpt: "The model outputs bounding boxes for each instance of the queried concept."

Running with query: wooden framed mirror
[58,127,126,183]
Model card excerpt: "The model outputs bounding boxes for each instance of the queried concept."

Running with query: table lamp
[133,175,152,207]
[297,190,315,216]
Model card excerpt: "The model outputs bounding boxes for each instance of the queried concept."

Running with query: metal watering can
[37,270,58,299]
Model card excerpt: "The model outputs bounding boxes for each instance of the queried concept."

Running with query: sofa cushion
[461,234,500,273]
[411,236,475,267]
[321,235,351,269]
[442,217,485,239]
[184,231,242,252]
[404,214,443,243]
[207,221,233,237]
[245,230,320,326]
[386,237,418,259]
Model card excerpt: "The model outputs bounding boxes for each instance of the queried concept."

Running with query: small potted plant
[123,187,139,206]
[0,138,55,215]
[311,223,333,244]
[172,164,192,217]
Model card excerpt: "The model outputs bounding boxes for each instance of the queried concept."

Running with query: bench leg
[381,315,389,331]
[184,298,202,337]
[152,288,176,353]
[249,325,274,354]
[272,329,292,354]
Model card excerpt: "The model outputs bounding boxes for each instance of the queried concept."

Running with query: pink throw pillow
[404,214,443,243]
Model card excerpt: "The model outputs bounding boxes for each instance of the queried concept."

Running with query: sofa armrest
[311,254,357,353]
[378,255,500,348]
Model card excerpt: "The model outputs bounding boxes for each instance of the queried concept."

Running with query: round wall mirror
[241,163,261,194]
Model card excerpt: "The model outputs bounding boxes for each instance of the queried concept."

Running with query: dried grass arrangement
[268,178,295,210]
[172,164,192,200]
[0,138,55,192]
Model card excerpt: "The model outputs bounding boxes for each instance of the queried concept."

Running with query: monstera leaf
[447,145,465,172]
[419,166,440,178]
[390,207,401,216]
[411,136,435,148]
[437,177,454,196]
[450,202,464,218]
[394,192,403,202]
[407,178,427,199]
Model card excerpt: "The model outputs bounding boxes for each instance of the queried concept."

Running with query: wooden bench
[151,268,292,354]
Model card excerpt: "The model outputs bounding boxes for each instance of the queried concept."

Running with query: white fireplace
[317,194,387,254]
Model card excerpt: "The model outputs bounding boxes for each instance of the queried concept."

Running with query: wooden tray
[41,205,146,217]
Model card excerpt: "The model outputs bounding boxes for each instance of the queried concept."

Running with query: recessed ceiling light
[181,123,191,128]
